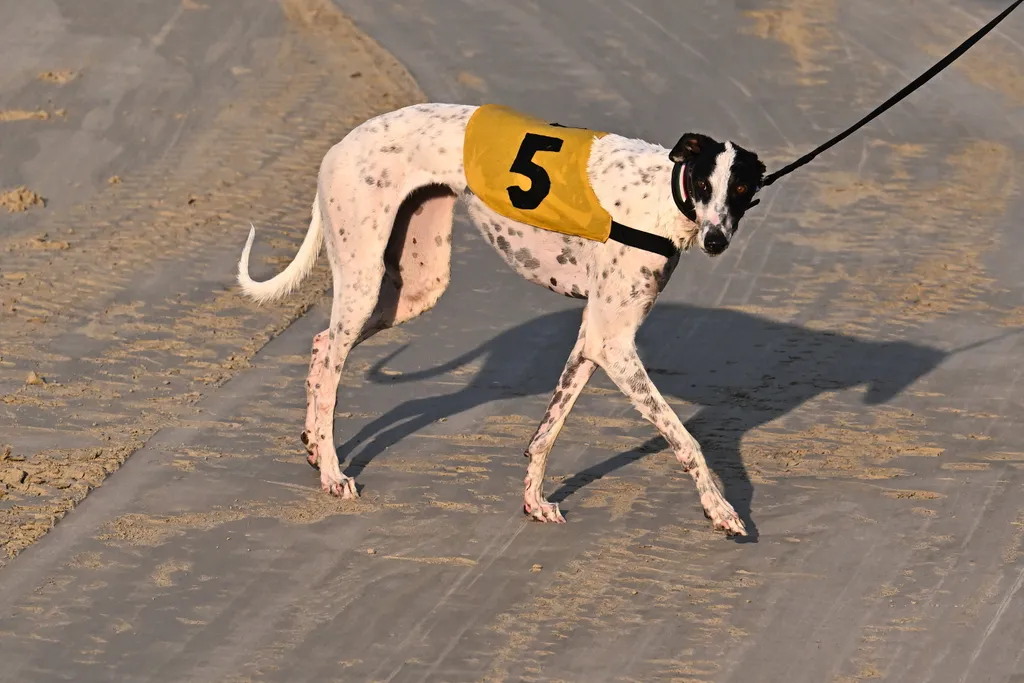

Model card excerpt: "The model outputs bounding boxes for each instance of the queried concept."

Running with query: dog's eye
[697,180,708,192]
[735,184,747,195]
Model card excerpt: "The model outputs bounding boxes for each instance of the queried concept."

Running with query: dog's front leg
[523,308,596,523]
[598,339,747,536]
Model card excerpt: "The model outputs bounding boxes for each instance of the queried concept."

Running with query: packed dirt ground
[0,0,424,564]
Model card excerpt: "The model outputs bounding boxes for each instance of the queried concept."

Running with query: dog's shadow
[339,303,948,542]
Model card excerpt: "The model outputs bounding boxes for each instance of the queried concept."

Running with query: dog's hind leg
[306,161,399,497]
[309,241,388,497]
[522,308,596,523]
[301,329,330,468]
[372,184,458,330]
[305,185,457,479]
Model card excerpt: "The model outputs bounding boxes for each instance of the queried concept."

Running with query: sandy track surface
[0,0,423,563]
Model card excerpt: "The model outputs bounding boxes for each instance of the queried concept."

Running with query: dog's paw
[523,475,566,523]
[701,492,746,536]
[322,475,358,500]
[523,497,566,523]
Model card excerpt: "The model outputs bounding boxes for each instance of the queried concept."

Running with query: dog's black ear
[669,133,715,163]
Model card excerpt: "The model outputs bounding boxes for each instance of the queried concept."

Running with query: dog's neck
[587,134,701,251]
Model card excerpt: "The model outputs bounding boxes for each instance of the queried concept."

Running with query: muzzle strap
[671,162,697,223]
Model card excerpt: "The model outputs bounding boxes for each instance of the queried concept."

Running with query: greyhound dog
[237,102,766,536]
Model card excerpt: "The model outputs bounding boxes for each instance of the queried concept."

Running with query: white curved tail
[237,195,324,305]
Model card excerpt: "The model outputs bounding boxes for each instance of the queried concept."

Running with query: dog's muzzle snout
[702,228,728,256]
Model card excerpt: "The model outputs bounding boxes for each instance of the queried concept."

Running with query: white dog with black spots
[237,102,766,537]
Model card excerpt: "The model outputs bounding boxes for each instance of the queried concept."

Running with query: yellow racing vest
[463,104,613,242]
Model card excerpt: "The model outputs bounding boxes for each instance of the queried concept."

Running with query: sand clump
[0,186,46,212]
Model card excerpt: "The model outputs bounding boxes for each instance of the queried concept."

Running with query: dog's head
[669,133,766,257]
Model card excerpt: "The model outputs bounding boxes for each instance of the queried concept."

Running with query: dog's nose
[703,230,728,255]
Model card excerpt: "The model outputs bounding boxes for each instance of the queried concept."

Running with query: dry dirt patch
[0,0,424,566]
[0,187,46,212]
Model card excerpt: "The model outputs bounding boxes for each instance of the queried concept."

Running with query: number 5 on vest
[506,133,564,210]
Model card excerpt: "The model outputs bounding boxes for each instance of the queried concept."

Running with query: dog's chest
[463,104,615,242]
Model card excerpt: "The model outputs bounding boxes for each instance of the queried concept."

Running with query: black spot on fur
[514,248,541,270]
[364,176,374,186]
[496,235,512,257]
[435,235,443,246]
[549,277,558,287]
[561,357,582,387]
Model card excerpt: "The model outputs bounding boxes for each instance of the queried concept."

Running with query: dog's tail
[237,193,324,305]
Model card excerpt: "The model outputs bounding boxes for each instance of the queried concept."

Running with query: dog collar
[671,161,698,223]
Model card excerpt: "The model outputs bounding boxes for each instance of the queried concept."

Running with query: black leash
[760,0,1023,189]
